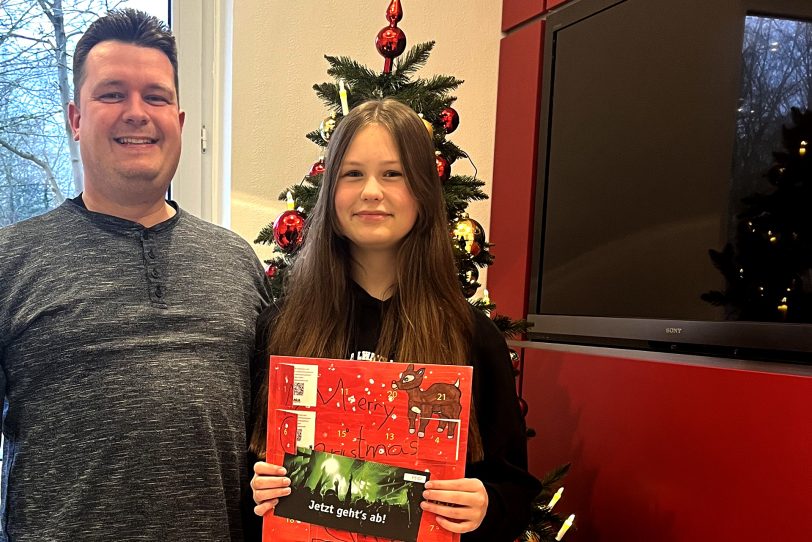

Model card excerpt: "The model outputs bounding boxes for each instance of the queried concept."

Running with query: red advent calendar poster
[263,356,473,542]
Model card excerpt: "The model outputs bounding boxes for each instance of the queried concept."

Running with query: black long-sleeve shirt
[248,282,540,541]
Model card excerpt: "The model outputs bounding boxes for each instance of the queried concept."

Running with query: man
[0,10,268,540]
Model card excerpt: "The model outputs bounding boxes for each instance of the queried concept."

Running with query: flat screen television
[527,0,812,361]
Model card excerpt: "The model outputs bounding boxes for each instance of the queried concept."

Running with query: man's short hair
[72,8,178,102]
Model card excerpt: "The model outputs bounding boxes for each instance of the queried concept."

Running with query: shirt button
[148,249,156,259]
[151,268,160,279]
[155,286,163,298]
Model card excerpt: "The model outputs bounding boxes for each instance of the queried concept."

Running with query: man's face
[69,41,185,202]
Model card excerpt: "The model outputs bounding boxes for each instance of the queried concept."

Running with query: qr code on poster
[293,381,305,398]
[296,427,303,442]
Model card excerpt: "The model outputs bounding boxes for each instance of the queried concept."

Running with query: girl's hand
[251,462,292,516]
[420,478,488,533]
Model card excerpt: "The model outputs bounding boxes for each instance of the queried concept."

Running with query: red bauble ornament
[439,107,460,134]
[518,397,529,418]
[376,27,406,67]
[308,157,325,177]
[273,209,306,253]
[435,152,451,183]
[265,264,277,278]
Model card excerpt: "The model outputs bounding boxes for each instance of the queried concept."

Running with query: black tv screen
[527,0,812,360]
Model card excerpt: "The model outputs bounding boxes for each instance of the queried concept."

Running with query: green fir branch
[521,510,566,542]
[539,463,571,491]
[262,255,289,269]
[444,175,489,219]
[438,140,467,162]
[445,175,487,197]
[254,224,277,246]
[490,313,533,338]
[395,77,462,103]
[472,247,495,267]
[393,41,435,78]
[306,129,329,147]
[263,256,291,302]
[324,54,378,81]
[312,82,341,109]
[469,298,496,313]
[398,93,456,121]
[422,75,464,95]
[278,183,319,212]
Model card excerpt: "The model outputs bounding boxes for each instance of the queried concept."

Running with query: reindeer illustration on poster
[391,364,463,439]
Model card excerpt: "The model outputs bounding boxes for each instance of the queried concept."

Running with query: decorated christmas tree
[253,0,528,337]
[703,107,812,322]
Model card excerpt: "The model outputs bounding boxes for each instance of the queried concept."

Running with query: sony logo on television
[665,327,683,334]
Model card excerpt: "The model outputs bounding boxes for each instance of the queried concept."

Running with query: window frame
[171,0,233,226]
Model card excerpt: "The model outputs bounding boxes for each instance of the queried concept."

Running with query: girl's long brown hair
[251,99,483,461]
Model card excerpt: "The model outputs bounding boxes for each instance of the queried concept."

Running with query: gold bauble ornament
[451,216,486,256]
[419,113,433,139]
[319,112,337,141]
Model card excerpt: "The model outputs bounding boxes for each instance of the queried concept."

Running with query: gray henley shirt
[0,199,269,541]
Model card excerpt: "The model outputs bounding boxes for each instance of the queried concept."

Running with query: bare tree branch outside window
[729,15,812,235]
[0,0,136,226]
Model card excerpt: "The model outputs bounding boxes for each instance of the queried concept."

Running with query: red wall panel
[488,20,544,320]
[522,347,812,541]
[494,3,812,541]
[501,0,546,32]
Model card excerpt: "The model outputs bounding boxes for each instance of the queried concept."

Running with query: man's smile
[114,137,158,145]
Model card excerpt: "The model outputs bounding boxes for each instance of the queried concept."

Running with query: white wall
[231,1,503,289]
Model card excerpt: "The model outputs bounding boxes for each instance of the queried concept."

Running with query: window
[172,1,232,226]
[0,0,227,227]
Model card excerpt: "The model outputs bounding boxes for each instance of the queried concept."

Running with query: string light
[555,514,575,540]
[339,80,350,116]
[546,487,563,510]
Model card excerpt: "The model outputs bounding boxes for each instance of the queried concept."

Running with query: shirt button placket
[141,229,164,305]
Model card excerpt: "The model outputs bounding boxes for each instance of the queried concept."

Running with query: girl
[249,99,540,541]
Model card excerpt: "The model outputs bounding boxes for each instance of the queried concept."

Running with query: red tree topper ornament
[439,106,460,134]
[385,0,403,23]
[376,0,406,74]
[435,152,451,183]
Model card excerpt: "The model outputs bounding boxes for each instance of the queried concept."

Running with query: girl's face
[334,123,419,259]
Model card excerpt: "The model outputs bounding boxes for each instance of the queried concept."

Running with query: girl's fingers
[253,498,279,516]
[254,486,291,504]
[432,514,474,534]
[420,499,470,520]
[252,475,291,491]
